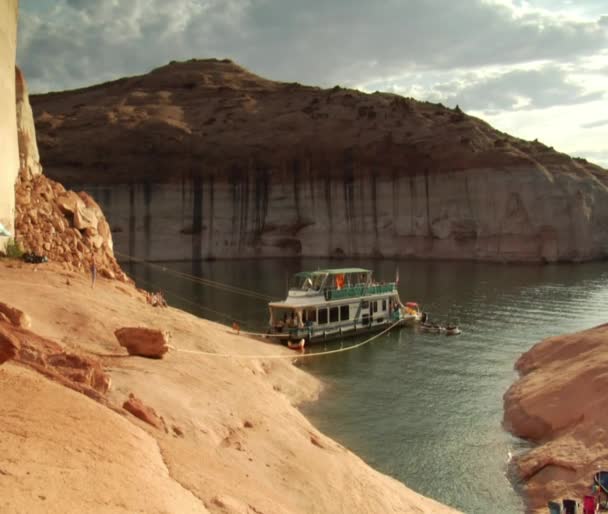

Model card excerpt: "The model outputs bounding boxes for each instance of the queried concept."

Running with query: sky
[17,0,608,167]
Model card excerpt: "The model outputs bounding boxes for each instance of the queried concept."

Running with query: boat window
[372,301,378,313]
[329,307,339,323]
[382,299,387,311]
[318,308,328,325]
[362,314,370,326]
[361,301,369,309]
[340,305,349,321]
[305,309,317,323]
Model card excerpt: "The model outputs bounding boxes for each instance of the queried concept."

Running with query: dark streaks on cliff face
[424,168,432,237]
[191,174,203,261]
[254,165,269,242]
[143,180,152,260]
[371,170,379,237]
[292,158,302,226]
[229,166,240,249]
[128,184,136,258]
[324,163,333,229]
[391,167,399,236]
[342,149,355,254]
[409,175,416,235]
[207,173,215,258]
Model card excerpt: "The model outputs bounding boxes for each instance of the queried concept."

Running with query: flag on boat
[395,267,400,285]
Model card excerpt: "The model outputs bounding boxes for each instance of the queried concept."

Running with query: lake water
[124,258,608,513]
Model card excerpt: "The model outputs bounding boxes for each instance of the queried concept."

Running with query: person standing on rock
[90,254,97,288]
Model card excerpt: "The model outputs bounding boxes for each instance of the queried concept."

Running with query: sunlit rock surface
[0,0,19,252]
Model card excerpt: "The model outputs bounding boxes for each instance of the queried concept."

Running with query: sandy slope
[0,260,458,514]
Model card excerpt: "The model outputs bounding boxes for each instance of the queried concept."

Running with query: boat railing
[324,282,396,301]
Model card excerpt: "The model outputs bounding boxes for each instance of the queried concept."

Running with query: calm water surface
[125,258,608,514]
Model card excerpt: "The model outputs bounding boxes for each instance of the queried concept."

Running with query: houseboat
[267,268,421,344]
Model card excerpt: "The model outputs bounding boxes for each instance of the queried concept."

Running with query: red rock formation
[114,327,170,358]
[503,324,608,511]
[0,318,111,399]
[0,324,20,365]
[13,67,127,280]
[123,393,166,430]
[30,58,608,262]
[0,300,31,329]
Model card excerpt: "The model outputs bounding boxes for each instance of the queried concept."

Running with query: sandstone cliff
[31,58,608,262]
[503,324,608,512]
[13,67,126,279]
[0,0,19,251]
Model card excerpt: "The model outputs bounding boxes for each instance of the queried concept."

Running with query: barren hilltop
[31,58,608,262]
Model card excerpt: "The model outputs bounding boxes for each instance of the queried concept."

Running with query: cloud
[581,118,608,129]
[17,0,608,93]
[439,66,605,112]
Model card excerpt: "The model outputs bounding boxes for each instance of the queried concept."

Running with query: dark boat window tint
[372,301,378,313]
[329,307,339,323]
[361,301,369,309]
[318,308,328,325]
[306,309,317,322]
[362,314,370,326]
[382,299,387,311]
[340,305,349,321]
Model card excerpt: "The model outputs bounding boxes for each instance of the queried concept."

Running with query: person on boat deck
[335,274,345,290]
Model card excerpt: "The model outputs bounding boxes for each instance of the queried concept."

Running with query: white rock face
[16,67,43,181]
[79,162,608,263]
[0,0,19,252]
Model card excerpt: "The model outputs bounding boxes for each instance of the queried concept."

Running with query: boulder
[114,327,170,358]
[123,393,165,429]
[73,205,97,230]
[0,324,20,365]
[0,301,31,329]
[56,191,84,215]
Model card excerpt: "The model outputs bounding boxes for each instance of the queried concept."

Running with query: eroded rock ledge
[503,324,608,511]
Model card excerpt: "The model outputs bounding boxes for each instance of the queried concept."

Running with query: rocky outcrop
[114,327,170,358]
[503,324,608,511]
[123,393,166,430]
[0,316,111,400]
[13,69,127,279]
[0,300,31,329]
[0,0,19,252]
[0,324,20,365]
[31,58,608,262]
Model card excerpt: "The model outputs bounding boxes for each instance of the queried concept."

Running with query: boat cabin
[268,268,410,343]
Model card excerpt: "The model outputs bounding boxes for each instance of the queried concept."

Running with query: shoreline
[0,259,459,513]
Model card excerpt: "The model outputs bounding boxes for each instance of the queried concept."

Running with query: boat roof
[294,268,371,277]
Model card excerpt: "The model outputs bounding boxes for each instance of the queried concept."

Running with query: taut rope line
[118,252,407,359]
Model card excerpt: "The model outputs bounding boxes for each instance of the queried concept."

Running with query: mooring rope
[118,252,408,359]
[169,319,406,360]
[116,251,279,302]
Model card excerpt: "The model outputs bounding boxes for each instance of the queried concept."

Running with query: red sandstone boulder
[114,327,170,358]
[0,324,20,365]
[0,301,31,329]
[123,393,165,429]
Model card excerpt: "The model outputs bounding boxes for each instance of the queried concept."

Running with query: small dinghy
[445,324,461,336]
[419,322,443,334]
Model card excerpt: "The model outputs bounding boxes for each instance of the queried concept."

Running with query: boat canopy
[290,268,372,291]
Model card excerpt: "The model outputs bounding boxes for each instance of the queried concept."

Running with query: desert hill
[30,58,608,262]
